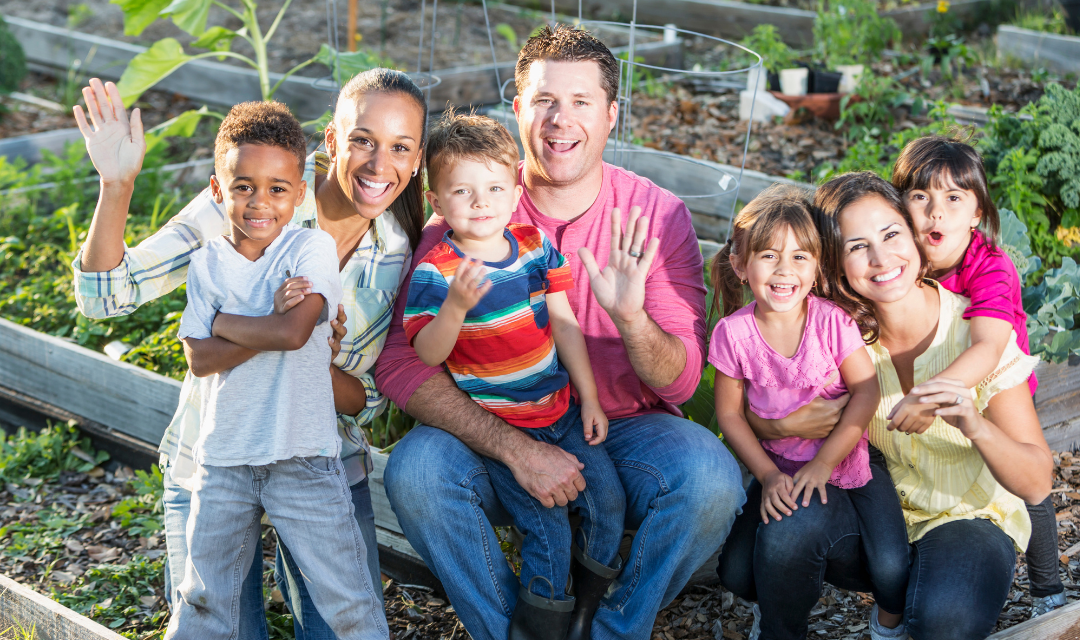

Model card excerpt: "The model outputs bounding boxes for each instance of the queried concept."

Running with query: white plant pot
[746,66,770,92]
[836,64,865,94]
[779,67,808,96]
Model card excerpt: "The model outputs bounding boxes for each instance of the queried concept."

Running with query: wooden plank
[0,318,181,445]
[1035,360,1080,452]
[0,128,83,164]
[497,0,816,47]
[987,599,1080,639]
[0,573,124,640]
[997,25,1080,76]
[7,17,680,118]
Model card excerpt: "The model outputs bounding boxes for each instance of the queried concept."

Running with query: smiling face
[325,91,424,219]
[838,194,924,305]
[733,225,818,316]
[427,158,523,250]
[904,175,981,274]
[211,143,307,259]
[513,59,617,189]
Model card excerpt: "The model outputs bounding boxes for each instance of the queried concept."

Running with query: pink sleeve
[374,219,452,408]
[642,198,708,405]
[707,320,742,380]
[961,252,1021,325]
[826,302,866,367]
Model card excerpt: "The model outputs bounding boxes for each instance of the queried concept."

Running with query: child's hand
[791,460,832,507]
[446,258,492,313]
[760,470,797,524]
[73,79,146,186]
[581,400,609,445]
[275,276,312,314]
[329,304,347,362]
[886,392,939,435]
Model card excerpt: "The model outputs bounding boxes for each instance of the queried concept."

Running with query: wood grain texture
[997,26,1080,77]
[0,574,126,640]
[986,599,1080,639]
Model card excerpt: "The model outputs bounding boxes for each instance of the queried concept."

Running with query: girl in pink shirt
[710,186,909,638]
[892,135,1063,617]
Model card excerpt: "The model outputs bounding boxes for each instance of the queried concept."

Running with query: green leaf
[191,25,238,52]
[160,0,212,36]
[313,44,395,83]
[116,38,194,107]
[144,106,220,154]
[110,0,172,36]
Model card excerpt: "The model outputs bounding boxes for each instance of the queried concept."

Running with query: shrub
[0,16,27,95]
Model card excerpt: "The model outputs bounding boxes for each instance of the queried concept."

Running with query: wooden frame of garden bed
[0,574,126,640]
[997,25,1080,77]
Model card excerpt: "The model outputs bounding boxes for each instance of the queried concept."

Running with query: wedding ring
[628,249,642,258]
[952,393,963,406]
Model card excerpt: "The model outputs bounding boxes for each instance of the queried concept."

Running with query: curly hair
[214,101,306,173]
[426,108,519,191]
[515,24,620,104]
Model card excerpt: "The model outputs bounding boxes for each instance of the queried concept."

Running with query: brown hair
[425,108,519,191]
[711,185,821,320]
[813,172,931,344]
[515,24,620,104]
[891,135,999,248]
[214,101,306,173]
[334,68,428,251]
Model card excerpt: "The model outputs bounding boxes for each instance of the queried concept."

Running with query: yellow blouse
[867,283,1039,550]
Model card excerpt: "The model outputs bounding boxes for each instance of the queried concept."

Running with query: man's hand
[760,470,797,524]
[509,439,587,508]
[581,400,609,445]
[577,206,660,327]
[747,394,849,441]
[73,79,145,186]
[791,460,831,507]
[446,258,492,313]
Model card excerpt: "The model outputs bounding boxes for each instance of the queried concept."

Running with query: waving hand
[73,79,145,185]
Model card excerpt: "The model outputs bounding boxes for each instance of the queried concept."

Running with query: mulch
[2,449,1078,639]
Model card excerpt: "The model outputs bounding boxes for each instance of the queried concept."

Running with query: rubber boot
[509,577,576,640]
[565,543,623,640]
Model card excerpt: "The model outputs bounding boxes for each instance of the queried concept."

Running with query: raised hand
[577,206,660,327]
[446,258,492,313]
[73,78,145,186]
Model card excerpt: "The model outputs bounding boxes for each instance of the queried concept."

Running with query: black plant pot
[1062,0,1080,33]
[810,70,842,94]
[767,71,780,92]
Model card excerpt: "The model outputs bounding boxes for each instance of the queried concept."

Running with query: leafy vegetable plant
[739,24,795,75]
[813,0,901,67]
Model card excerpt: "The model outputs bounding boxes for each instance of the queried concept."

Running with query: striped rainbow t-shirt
[403,223,574,428]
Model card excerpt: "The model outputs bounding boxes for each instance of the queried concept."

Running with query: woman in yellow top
[718,172,1052,640]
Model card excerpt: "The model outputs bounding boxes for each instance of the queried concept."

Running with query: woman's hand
[329,304,347,362]
[577,206,659,327]
[791,460,831,507]
[760,470,798,524]
[910,378,982,438]
[886,392,940,435]
[73,79,145,186]
[275,276,313,314]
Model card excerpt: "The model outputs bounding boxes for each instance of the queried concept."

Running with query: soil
[1,444,1078,639]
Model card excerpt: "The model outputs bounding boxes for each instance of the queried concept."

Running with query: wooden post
[347,0,358,52]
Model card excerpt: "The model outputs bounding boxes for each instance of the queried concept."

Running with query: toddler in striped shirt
[403,110,624,639]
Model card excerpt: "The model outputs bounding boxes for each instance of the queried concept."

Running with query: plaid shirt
[72,152,411,485]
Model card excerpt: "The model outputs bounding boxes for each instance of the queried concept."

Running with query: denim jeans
[163,467,384,640]
[717,452,909,640]
[163,458,387,640]
[718,452,1017,640]
[384,411,745,640]
[486,403,625,599]
[1026,496,1065,598]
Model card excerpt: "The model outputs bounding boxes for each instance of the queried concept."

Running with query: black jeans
[1026,495,1065,598]
[717,450,908,640]
[718,451,1018,640]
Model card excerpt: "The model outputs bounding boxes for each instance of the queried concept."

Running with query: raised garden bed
[998,24,1080,76]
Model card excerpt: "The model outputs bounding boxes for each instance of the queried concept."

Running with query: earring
[412,168,419,177]
[741,279,747,285]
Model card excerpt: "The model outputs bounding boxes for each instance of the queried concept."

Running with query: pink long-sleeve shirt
[375,162,707,421]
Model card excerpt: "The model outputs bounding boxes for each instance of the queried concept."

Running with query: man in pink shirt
[377,25,745,640]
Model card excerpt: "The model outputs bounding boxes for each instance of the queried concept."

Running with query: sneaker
[1031,591,1067,618]
[869,604,908,640]
[748,603,760,640]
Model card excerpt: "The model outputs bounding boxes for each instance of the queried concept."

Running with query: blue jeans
[717,453,909,640]
[163,465,384,640]
[486,403,625,599]
[165,457,387,640]
[718,452,1016,640]
[384,412,744,640]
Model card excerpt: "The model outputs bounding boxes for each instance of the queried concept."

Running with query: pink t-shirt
[708,295,871,489]
[937,230,1037,395]
[375,162,707,421]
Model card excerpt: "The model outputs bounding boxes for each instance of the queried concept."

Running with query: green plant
[67,3,95,29]
[836,71,910,141]
[1011,6,1072,35]
[56,554,168,637]
[923,34,977,79]
[0,16,27,95]
[813,0,902,67]
[0,422,109,482]
[112,0,393,106]
[617,52,672,99]
[739,24,795,74]
[112,468,165,538]
[496,23,519,51]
